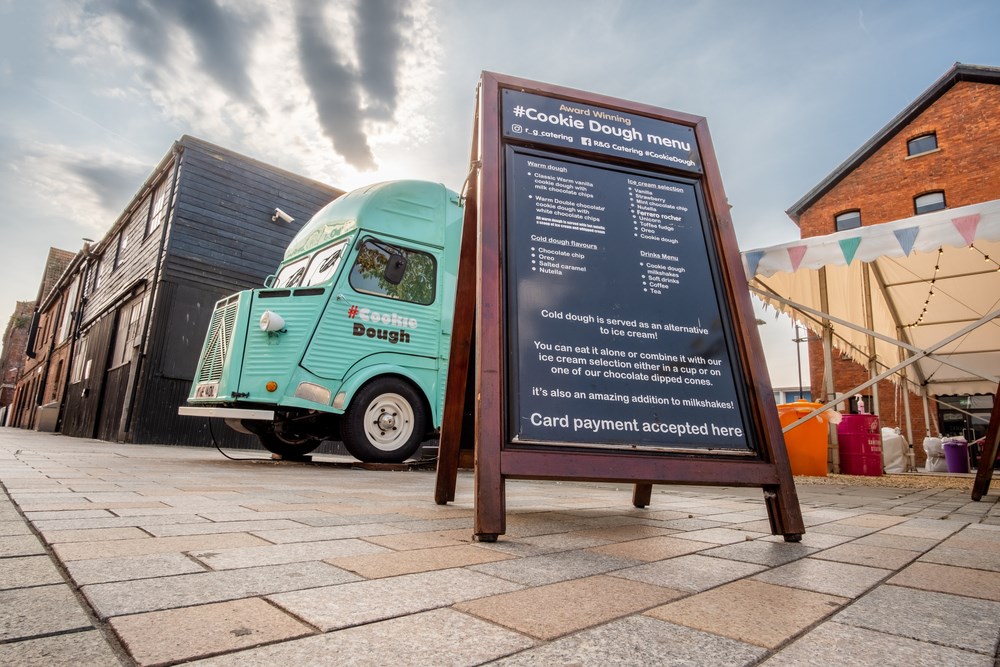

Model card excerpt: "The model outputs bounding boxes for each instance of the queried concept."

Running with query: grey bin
[35,402,59,432]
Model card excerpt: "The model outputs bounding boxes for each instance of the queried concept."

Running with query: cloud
[15,142,149,234]
[293,1,376,170]
[99,0,259,103]
[50,0,440,185]
[66,161,149,212]
[355,0,409,119]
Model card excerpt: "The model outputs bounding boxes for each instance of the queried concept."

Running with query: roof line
[786,63,1000,223]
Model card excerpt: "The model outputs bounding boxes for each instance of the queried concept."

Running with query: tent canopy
[743,199,1000,397]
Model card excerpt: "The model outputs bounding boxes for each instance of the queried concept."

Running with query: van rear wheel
[342,379,426,463]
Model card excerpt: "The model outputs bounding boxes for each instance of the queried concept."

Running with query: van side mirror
[264,274,276,288]
[383,253,408,285]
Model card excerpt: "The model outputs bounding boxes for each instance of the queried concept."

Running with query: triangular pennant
[744,250,765,277]
[787,245,808,271]
[951,214,981,246]
[893,226,920,256]
[838,237,862,265]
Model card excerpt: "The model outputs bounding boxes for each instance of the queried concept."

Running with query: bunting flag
[744,250,765,278]
[893,226,920,256]
[787,245,808,271]
[951,213,981,245]
[838,236,862,265]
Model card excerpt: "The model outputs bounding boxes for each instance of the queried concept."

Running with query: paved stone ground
[1,427,998,666]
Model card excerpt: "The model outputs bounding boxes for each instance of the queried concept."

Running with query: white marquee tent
[743,199,1000,436]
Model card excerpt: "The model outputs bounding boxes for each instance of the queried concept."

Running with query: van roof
[284,180,460,260]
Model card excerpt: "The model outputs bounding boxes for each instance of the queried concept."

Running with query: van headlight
[260,310,286,332]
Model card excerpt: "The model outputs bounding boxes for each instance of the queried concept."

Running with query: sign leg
[632,483,653,508]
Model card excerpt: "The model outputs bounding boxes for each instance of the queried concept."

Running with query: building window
[907,133,937,156]
[146,167,173,237]
[113,231,127,270]
[914,191,946,215]
[835,210,861,231]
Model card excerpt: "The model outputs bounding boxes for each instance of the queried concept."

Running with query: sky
[0,0,998,389]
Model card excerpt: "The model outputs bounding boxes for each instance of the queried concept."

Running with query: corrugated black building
[60,136,343,446]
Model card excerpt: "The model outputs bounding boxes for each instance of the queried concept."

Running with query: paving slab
[41,527,150,543]
[918,544,1000,572]
[586,534,711,561]
[249,522,408,543]
[761,621,992,666]
[851,532,942,552]
[361,529,472,551]
[456,574,683,640]
[0,629,123,666]
[880,517,970,540]
[109,597,314,665]
[672,526,766,544]
[612,553,767,592]
[646,579,846,648]
[0,533,45,557]
[52,532,271,561]
[330,544,515,578]
[190,537,390,570]
[469,548,641,586]
[834,584,1000,654]
[268,568,523,631]
[561,522,675,541]
[187,608,534,667]
[0,554,65,590]
[0,585,94,641]
[64,551,208,586]
[888,561,1000,601]
[752,558,891,598]
[490,615,767,666]
[699,539,818,566]
[32,515,211,533]
[82,561,360,619]
[0,519,31,536]
[810,542,920,569]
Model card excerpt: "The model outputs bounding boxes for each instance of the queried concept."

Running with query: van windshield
[272,239,350,288]
[304,240,349,286]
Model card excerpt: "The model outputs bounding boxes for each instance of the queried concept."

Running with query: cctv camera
[272,208,295,224]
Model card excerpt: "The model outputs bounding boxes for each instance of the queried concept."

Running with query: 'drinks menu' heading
[502,89,702,173]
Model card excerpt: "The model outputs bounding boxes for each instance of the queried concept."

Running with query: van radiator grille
[197,295,240,383]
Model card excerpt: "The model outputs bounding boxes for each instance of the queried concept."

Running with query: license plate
[195,383,219,399]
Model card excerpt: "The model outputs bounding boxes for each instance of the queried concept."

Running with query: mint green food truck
[179,181,464,463]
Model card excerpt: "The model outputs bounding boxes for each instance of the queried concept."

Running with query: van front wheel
[342,379,426,463]
[255,429,321,459]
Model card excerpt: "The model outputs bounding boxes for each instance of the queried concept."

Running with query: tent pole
[862,265,879,417]
[818,267,840,473]
[901,366,914,450]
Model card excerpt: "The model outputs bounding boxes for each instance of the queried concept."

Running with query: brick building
[787,63,1000,453]
[7,248,75,429]
[0,300,35,423]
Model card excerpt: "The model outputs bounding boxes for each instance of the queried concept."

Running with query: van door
[302,236,441,383]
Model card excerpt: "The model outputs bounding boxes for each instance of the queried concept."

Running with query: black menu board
[505,147,752,453]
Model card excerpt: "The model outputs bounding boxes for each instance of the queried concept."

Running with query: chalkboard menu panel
[505,147,753,453]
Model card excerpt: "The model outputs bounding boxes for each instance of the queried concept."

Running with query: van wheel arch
[341,376,429,463]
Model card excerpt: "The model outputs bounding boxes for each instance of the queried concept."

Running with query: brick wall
[798,81,1000,236]
[797,79,999,464]
[0,301,35,409]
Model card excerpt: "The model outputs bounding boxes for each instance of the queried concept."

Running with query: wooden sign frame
[436,72,803,542]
